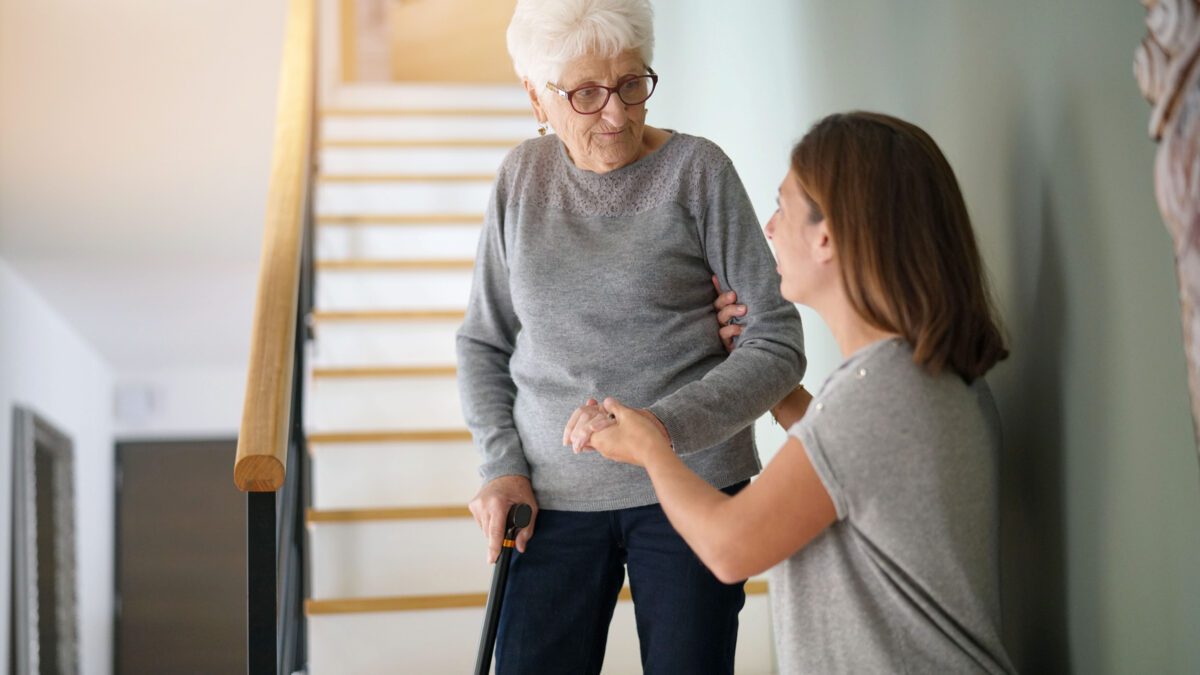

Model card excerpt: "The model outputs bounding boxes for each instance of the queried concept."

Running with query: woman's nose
[765,213,777,240]
[601,93,628,125]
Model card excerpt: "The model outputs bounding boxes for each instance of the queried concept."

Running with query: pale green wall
[653,1,1200,672]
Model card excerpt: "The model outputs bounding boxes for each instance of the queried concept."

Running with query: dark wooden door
[115,440,245,674]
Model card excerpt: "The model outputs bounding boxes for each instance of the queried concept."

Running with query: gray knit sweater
[456,132,806,511]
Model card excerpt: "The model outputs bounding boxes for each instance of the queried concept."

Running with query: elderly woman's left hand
[586,398,674,467]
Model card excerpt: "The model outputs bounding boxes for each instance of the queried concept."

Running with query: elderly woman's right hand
[468,475,538,564]
[712,275,747,352]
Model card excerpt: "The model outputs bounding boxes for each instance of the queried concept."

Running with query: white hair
[506,0,655,92]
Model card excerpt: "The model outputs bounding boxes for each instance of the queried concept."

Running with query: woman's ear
[523,79,547,124]
[812,220,835,264]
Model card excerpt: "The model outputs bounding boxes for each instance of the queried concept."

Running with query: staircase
[302,83,777,674]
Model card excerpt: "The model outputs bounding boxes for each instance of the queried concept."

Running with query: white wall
[0,0,287,373]
[114,366,246,440]
[0,2,290,670]
[654,1,1200,672]
[0,257,115,674]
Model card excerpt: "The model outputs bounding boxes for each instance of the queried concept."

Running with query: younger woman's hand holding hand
[712,275,747,352]
[587,398,673,467]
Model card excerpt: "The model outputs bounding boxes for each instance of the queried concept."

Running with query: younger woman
[586,112,1017,673]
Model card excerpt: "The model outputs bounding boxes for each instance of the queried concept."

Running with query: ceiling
[0,0,289,371]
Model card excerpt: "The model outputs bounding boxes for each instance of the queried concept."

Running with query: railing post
[248,491,278,675]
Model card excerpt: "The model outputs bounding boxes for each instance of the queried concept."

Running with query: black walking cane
[474,503,533,675]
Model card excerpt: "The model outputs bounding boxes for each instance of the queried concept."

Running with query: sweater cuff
[646,401,693,455]
[478,453,531,484]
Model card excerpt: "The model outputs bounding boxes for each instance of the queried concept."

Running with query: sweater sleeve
[455,177,530,483]
[646,161,807,454]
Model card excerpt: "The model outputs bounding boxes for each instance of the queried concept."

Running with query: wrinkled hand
[712,275,746,352]
[587,398,674,467]
[563,398,616,453]
[467,475,538,564]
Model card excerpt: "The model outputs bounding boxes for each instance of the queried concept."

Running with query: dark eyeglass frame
[545,67,659,115]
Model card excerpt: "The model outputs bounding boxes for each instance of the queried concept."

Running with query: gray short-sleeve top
[775,337,1015,673]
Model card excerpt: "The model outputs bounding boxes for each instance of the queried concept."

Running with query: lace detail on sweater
[497,132,732,218]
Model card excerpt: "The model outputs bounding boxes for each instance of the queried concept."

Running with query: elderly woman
[455,0,806,672]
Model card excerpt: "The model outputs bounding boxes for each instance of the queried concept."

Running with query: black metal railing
[247,187,314,675]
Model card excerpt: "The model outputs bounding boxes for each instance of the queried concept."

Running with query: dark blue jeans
[494,483,748,675]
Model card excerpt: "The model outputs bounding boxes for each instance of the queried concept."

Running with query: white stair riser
[316,181,494,215]
[315,269,473,311]
[326,83,530,110]
[308,594,775,674]
[310,441,480,510]
[310,513,771,601]
[320,147,510,175]
[312,320,462,367]
[322,116,533,142]
[311,519,489,598]
[307,376,464,432]
[317,225,481,261]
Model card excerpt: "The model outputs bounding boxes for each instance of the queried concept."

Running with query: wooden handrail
[234,0,316,493]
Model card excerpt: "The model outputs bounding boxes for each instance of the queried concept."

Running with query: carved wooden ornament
[1136,0,1200,462]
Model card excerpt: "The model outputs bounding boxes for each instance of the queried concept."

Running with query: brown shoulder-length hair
[791,111,1008,382]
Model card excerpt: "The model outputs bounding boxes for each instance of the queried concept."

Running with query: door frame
[10,406,79,675]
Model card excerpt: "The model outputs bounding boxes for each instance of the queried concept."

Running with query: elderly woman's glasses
[546,68,659,115]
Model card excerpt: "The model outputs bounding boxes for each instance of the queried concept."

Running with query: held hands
[467,475,538,564]
[565,397,673,467]
[562,398,669,456]
[589,398,673,466]
[562,398,616,453]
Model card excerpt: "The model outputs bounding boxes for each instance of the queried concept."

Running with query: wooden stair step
[315,259,474,271]
[318,173,495,183]
[312,365,456,379]
[316,214,484,226]
[310,310,467,323]
[307,429,473,445]
[307,505,472,524]
[306,581,769,615]
[321,108,529,118]
[320,139,523,149]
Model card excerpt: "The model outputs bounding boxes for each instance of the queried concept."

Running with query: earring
[537,122,548,136]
